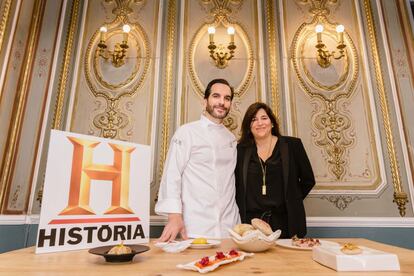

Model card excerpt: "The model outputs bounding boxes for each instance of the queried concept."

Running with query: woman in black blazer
[235,102,315,238]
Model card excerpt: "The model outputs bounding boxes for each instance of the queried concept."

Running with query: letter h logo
[59,137,135,215]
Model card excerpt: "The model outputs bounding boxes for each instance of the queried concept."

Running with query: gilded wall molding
[320,195,361,210]
[0,0,46,212]
[363,0,408,216]
[265,0,280,122]
[82,0,150,139]
[52,0,81,130]
[290,5,359,181]
[0,0,12,56]
[188,0,254,101]
[187,18,254,99]
[158,0,177,181]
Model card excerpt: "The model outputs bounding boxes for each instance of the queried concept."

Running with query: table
[0,239,413,275]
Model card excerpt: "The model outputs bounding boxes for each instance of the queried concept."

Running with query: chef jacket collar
[200,114,225,128]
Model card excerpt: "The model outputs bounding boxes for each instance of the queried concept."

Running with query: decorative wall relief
[320,195,361,210]
[84,0,150,139]
[188,0,254,101]
[291,1,358,181]
[284,0,410,216]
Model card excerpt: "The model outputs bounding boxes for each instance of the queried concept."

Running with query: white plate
[276,239,339,250]
[189,239,221,249]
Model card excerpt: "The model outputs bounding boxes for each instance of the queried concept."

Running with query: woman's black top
[246,141,285,213]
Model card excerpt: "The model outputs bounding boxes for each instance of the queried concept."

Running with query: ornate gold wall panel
[282,0,411,216]
[287,0,381,188]
[362,0,408,216]
[6,0,64,213]
[69,0,157,144]
[158,0,178,184]
[264,0,280,122]
[0,0,46,213]
[0,0,12,59]
[182,0,260,135]
[52,0,81,130]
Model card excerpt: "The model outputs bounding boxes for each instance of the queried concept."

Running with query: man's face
[204,83,232,123]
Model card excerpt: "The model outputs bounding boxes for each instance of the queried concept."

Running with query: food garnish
[215,251,226,260]
[191,237,208,245]
[291,235,321,248]
[195,249,241,268]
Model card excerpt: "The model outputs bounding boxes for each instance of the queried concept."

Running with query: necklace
[258,136,273,195]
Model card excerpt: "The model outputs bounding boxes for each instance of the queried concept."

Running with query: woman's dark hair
[204,79,234,100]
[239,102,281,145]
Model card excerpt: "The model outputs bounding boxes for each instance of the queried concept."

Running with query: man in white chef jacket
[155,78,241,241]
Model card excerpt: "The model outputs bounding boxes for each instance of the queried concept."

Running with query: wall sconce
[315,24,346,68]
[207,26,236,69]
[97,24,131,68]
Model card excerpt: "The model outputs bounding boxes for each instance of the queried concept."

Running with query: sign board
[36,130,150,253]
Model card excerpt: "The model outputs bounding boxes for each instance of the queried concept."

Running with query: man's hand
[157,213,188,242]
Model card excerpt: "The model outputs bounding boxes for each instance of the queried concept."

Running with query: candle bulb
[122,24,131,43]
[227,26,235,43]
[336,24,344,44]
[99,26,107,42]
[208,26,215,43]
[315,24,323,43]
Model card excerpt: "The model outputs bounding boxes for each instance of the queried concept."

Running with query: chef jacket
[155,115,240,238]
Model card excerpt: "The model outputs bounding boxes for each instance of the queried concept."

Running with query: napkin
[228,228,281,243]
[154,240,193,253]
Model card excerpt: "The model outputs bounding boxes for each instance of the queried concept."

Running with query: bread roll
[251,218,273,236]
[233,224,254,236]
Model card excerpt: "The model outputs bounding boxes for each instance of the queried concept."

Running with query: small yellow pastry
[108,242,132,255]
[192,238,208,244]
[341,243,362,255]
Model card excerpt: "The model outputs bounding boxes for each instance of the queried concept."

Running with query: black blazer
[235,136,315,237]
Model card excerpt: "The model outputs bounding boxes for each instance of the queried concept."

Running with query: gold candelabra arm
[316,42,332,68]
[314,24,347,68]
[227,42,236,60]
[97,42,128,68]
[208,42,217,61]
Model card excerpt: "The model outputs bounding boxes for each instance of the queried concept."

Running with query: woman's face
[250,108,272,140]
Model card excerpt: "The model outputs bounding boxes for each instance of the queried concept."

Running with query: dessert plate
[189,239,221,249]
[88,244,150,262]
[276,239,338,251]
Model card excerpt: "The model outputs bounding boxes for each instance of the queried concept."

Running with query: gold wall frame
[52,0,81,130]
[291,10,359,181]
[0,0,46,213]
[363,0,408,216]
[188,19,254,99]
[158,0,177,181]
[0,0,13,58]
[82,1,151,140]
[265,0,281,122]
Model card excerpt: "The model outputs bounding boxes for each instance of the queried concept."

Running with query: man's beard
[205,103,229,120]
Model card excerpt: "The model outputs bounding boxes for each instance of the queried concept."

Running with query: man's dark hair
[204,79,234,100]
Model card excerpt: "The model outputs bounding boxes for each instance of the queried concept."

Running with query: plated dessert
[291,235,321,248]
[340,243,362,255]
[195,249,240,269]
[107,242,132,255]
[177,249,254,273]
[88,243,150,262]
[276,236,338,250]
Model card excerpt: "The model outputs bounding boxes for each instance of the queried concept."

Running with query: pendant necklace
[259,136,273,195]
